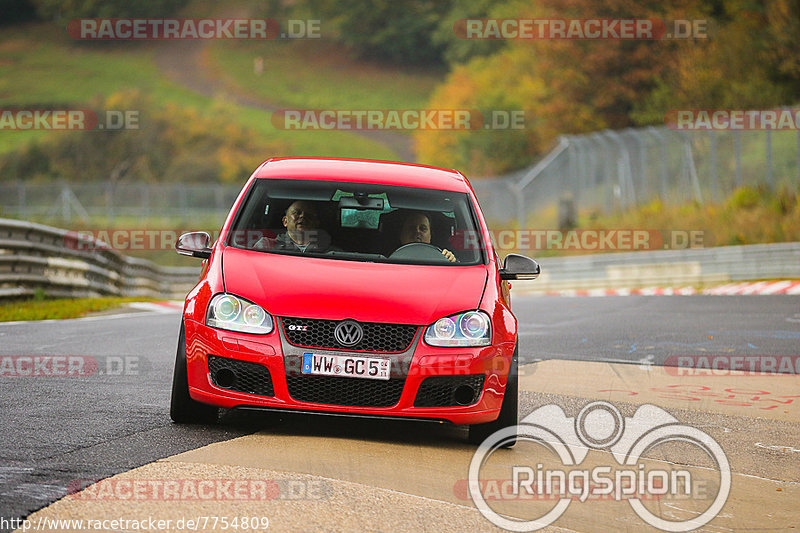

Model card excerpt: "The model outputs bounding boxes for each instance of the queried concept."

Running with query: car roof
[253,157,471,192]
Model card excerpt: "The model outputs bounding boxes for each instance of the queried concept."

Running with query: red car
[171,158,539,445]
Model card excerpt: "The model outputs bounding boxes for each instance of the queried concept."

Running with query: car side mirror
[176,232,212,259]
[499,253,540,280]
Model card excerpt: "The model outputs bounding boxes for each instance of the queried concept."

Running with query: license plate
[301,353,390,380]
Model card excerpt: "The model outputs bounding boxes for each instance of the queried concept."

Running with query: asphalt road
[0,310,252,530]
[514,294,800,366]
[0,295,798,530]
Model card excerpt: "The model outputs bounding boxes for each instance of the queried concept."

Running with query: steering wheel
[388,242,449,262]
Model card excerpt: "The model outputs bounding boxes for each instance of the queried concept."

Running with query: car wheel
[468,345,518,447]
[170,323,218,424]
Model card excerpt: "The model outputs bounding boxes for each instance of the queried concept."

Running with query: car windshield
[228,179,486,265]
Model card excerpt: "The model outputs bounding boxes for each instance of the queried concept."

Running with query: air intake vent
[413,375,485,407]
[208,355,274,397]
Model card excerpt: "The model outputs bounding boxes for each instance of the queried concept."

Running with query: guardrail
[2,218,798,300]
[0,218,200,300]
[514,242,800,293]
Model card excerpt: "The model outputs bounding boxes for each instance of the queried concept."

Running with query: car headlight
[206,294,274,334]
[424,311,491,347]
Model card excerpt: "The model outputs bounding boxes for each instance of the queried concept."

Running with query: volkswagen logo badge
[334,320,363,347]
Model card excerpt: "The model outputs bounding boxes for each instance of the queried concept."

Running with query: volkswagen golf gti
[171,157,539,445]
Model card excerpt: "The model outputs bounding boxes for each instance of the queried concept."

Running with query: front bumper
[184,319,515,425]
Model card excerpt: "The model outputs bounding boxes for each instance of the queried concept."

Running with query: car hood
[222,247,488,325]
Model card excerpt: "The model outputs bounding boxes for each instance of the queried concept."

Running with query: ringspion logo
[469,402,730,531]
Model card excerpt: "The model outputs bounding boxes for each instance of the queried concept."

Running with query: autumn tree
[417,0,798,175]
[0,91,286,183]
[633,0,800,122]
[29,0,188,20]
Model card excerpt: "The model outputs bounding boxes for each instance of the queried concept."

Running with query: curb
[519,280,800,297]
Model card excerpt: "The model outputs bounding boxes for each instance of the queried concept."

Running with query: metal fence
[1,124,798,229]
[472,125,800,228]
[0,182,242,225]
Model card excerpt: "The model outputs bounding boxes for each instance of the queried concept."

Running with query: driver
[398,212,456,262]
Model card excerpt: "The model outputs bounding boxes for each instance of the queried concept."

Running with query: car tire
[170,323,218,424]
[468,346,518,447]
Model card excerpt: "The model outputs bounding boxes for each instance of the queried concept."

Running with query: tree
[417,0,799,175]
[30,0,188,20]
[0,91,286,183]
[0,0,37,26]
[634,0,799,122]
[289,0,453,65]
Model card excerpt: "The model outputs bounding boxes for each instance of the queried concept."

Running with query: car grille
[281,317,418,353]
[207,355,274,397]
[286,375,405,407]
[413,375,485,407]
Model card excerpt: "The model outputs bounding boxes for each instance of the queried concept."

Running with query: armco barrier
[0,218,199,300]
[1,218,798,299]
[513,242,800,293]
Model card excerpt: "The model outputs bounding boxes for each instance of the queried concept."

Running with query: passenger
[257,200,338,253]
[398,211,456,262]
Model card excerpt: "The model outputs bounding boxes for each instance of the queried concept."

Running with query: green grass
[210,39,443,113]
[0,24,199,154]
[511,185,800,258]
[0,296,157,322]
[0,22,397,159]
